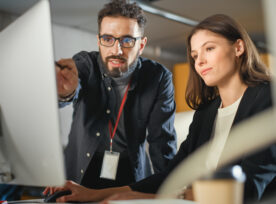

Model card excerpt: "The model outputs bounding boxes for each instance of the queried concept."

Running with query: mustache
[106,55,127,62]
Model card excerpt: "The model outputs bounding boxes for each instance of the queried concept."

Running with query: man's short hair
[98,0,147,34]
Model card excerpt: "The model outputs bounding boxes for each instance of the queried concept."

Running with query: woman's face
[190,29,244,88]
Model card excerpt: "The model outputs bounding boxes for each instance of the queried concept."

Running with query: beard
[99,50,139,78]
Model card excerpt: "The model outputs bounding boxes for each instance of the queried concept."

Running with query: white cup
[193,165,246,204]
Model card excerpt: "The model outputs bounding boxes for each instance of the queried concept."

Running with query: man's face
[98,16,147,77]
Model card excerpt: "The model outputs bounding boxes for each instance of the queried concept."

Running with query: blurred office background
[0,0,274,201]
[0,0,271,157]
[0,0,268,68]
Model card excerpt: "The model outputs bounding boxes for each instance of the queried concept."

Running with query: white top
[206,96,242,169]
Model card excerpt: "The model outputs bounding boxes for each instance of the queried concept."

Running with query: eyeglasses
[99,35,142,48]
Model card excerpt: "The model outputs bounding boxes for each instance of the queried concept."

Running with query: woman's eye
[206,47,214,51]
[192,55,197,60]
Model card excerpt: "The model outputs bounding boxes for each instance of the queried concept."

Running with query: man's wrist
[58,90,76,102]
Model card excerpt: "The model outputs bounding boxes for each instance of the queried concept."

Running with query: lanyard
[108,81,131,152]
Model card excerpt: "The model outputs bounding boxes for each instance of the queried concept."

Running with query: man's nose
[111,40,123,55]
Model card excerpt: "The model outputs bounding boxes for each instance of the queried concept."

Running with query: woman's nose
[197,53,206,67]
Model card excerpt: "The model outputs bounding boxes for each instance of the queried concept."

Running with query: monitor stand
[0,107,13,183]
[0,149,13,183]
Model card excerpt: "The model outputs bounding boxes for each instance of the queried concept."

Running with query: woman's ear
[235,39,245,57]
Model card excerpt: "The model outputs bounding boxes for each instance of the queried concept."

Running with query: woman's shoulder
[254,81,270,89]
[241,81,272,112]
[246,81,271,97]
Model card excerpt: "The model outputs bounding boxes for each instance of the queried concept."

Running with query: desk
[109,199,196,204]
[7,199,195,204]
[7,200,98,204]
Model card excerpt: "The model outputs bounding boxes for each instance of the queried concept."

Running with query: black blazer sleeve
[129,108,208,193]
[130,83,276,201]
[234,83,276,201]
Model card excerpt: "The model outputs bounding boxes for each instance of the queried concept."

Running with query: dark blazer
[130,83,276,201]
[61,51,177,184]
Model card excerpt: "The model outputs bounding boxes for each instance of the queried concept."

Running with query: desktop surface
[6,199,195,204]
[7,200,99,204]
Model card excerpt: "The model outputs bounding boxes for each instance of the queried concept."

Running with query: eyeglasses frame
[98,34,142,48]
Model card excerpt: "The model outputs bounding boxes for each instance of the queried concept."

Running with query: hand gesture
[55,58,78,98]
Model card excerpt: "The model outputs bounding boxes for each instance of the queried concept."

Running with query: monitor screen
[0,0,65,186]
[264,0,276,105]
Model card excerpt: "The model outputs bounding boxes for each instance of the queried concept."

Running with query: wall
[52,24,98,59]
[52,24,98,146]
[173,63,191,112]
[0,11,16,31]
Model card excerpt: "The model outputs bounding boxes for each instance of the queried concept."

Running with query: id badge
[100,151,120,180]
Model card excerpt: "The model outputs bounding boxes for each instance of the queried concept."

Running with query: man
[56,0,177,189]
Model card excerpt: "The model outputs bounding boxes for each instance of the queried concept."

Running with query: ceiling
[0,0,267,67]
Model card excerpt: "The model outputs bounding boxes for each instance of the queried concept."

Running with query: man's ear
[139,36,147,55]
[235,39,245,57]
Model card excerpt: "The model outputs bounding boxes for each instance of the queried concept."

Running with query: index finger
[55,61,67,70]
[43,187,50,195]
[57,59,73,69]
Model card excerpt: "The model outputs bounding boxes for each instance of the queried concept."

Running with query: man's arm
[56,59,79,98]
[57,51,95,108]
[146,70,177,173]
[55,58,80,108]
[43,180,132,202]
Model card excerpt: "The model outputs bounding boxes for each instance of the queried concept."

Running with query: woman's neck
[218,77,247,108]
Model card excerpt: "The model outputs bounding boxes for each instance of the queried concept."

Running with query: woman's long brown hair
[185,14,270,110]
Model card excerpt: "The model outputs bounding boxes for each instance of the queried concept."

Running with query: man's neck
[98,54,138,81]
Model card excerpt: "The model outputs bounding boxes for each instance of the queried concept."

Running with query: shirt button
[81,169,84,174]
[106,109,111,114]
[96,132,100,137]
[86,153,90,157]
[107,87,111,91]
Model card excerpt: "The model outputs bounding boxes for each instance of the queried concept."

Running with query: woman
[43,14,276,203]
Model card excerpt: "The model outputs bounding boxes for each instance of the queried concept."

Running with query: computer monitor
[0,0,65,186]
[264,0,276,104]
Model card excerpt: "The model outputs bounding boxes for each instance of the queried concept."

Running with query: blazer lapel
[197,98,221,146]
[233,86,260,126]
